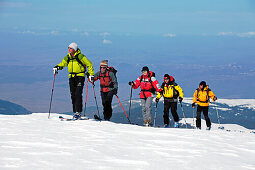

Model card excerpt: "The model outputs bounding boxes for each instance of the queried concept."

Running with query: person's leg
[202,106,211,128]
[103,91,114,120]
[141,98,147,124]
[196,105,202,128]
[74,76,85,113]
[145,97,153,125]
[163,100,171,125]
[69,77,77,113]
[170,102,179,122]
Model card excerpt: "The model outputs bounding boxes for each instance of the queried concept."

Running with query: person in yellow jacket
[53,42,94,119]
[192,81,217,130]
[155,74,183,128]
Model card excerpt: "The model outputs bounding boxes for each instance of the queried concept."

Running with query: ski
[59,116,89,121]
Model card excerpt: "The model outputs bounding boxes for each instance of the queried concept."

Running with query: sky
[1,0,255,35]
[0,0,255,112]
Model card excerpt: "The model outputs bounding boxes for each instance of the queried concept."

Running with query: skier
[53,42,94,119]
[93,60,118,121]
[192,81,217,130]
[129,66,161,126]
[155,74,183,128]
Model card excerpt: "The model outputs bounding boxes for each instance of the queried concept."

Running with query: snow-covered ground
[0,113,254,170]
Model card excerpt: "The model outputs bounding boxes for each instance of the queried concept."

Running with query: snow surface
[0,113,255,170]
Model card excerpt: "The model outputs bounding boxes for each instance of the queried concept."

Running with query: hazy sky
[1,0,255,35]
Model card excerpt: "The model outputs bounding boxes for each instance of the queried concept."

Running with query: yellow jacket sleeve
[193,90,198,103]
[175,85,183,98]
[209,90,216,101]
[156,89,163,99]
[81,55,94,76]
[56,56,68,69]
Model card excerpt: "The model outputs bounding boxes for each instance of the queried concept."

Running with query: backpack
[161,82,179,98]
[196,87,211,103]
[107,66,117,77]
[140,72,157,94]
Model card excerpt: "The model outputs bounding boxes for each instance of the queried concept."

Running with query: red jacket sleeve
[132,76,141,89]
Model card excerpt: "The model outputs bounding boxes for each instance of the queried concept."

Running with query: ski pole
[48,74,56,119]
[91,83,101,120]
[115,95,132,124]
[214,101,222,128]
[180,102,188,128]
[193,107,196,129]
[83,78,89,117]
[153,102,158,127]
[128,86,133,118]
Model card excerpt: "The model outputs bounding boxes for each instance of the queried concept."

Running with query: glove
[89,75,94,82]
[53,66,59,75]
[213,96,217,101]
[155,98,159,103]
[179,97,183,103]
[192,103,196,108]
[128,81,134,86]
[112,88,118,95]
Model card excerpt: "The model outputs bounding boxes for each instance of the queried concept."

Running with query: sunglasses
[68,47,73,50]
[101,67,107,69]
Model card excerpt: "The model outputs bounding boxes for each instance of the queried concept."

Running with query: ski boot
[73,112,81,120]
[174,122,179,128]
[206,126,211,130]
[164,124,170,128]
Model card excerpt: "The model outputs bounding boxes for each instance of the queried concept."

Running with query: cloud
[102,39,112,44]
[0,2,28,8]
[17,30,59,35]
[100,32,110,37]
[218,32,234,36]
[163,33,176,38]
[81,32,89,36]
[237,32,255,37]
[218,32,255,37]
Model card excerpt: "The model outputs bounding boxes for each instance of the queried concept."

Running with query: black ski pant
[163,99,179,125]
[196,105,211,128]
[101,90,114,120]
[69,76,85,113]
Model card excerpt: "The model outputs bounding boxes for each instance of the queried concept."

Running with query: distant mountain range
[61,98,255,129]
[0,99,31,115]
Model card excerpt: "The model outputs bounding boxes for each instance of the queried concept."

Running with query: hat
[199,81,206,87]
[164,74,174,82]
[142,66,149,72]
[100,60,108,67]
[68,42,78,51]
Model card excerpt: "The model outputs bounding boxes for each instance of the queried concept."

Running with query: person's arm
[110,72,118,90]
[151,77,161,92]
[132,77,141,89]
[93,71,100,82]
[209,90,217,101]
[81,55,94,76]
[176,85,184,99]
[55,55,69,70]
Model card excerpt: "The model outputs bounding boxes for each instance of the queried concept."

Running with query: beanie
[141,66,149,72]
[164,74,174,82]
[100,60,108,67]
[68,42,78,51]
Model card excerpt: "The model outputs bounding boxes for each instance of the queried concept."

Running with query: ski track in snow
[0,113,254,170]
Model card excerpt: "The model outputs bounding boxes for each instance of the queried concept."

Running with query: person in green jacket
[53,42,94,119]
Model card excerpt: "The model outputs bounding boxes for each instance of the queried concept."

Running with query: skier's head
[68,42,78,51]
[68,42,78,56]
[164,74,174,84]
[142,66,149,76]
[199,81,206,89]
[100,60,108,73]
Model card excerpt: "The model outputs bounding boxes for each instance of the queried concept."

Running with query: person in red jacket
[129,66,161,126]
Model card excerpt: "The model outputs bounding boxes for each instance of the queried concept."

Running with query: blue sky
[0,0,255,112]
[1,0,255,35]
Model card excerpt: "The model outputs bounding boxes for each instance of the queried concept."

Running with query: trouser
[196,105,211,128]
[101,90,114,120]
[163,99,179,125]
[69,76,85,113]
[141,97,153,123]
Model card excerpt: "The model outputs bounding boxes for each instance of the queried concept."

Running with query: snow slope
[0,113,255,170]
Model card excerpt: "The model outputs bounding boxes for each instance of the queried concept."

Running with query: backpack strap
[197,88,210,103]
